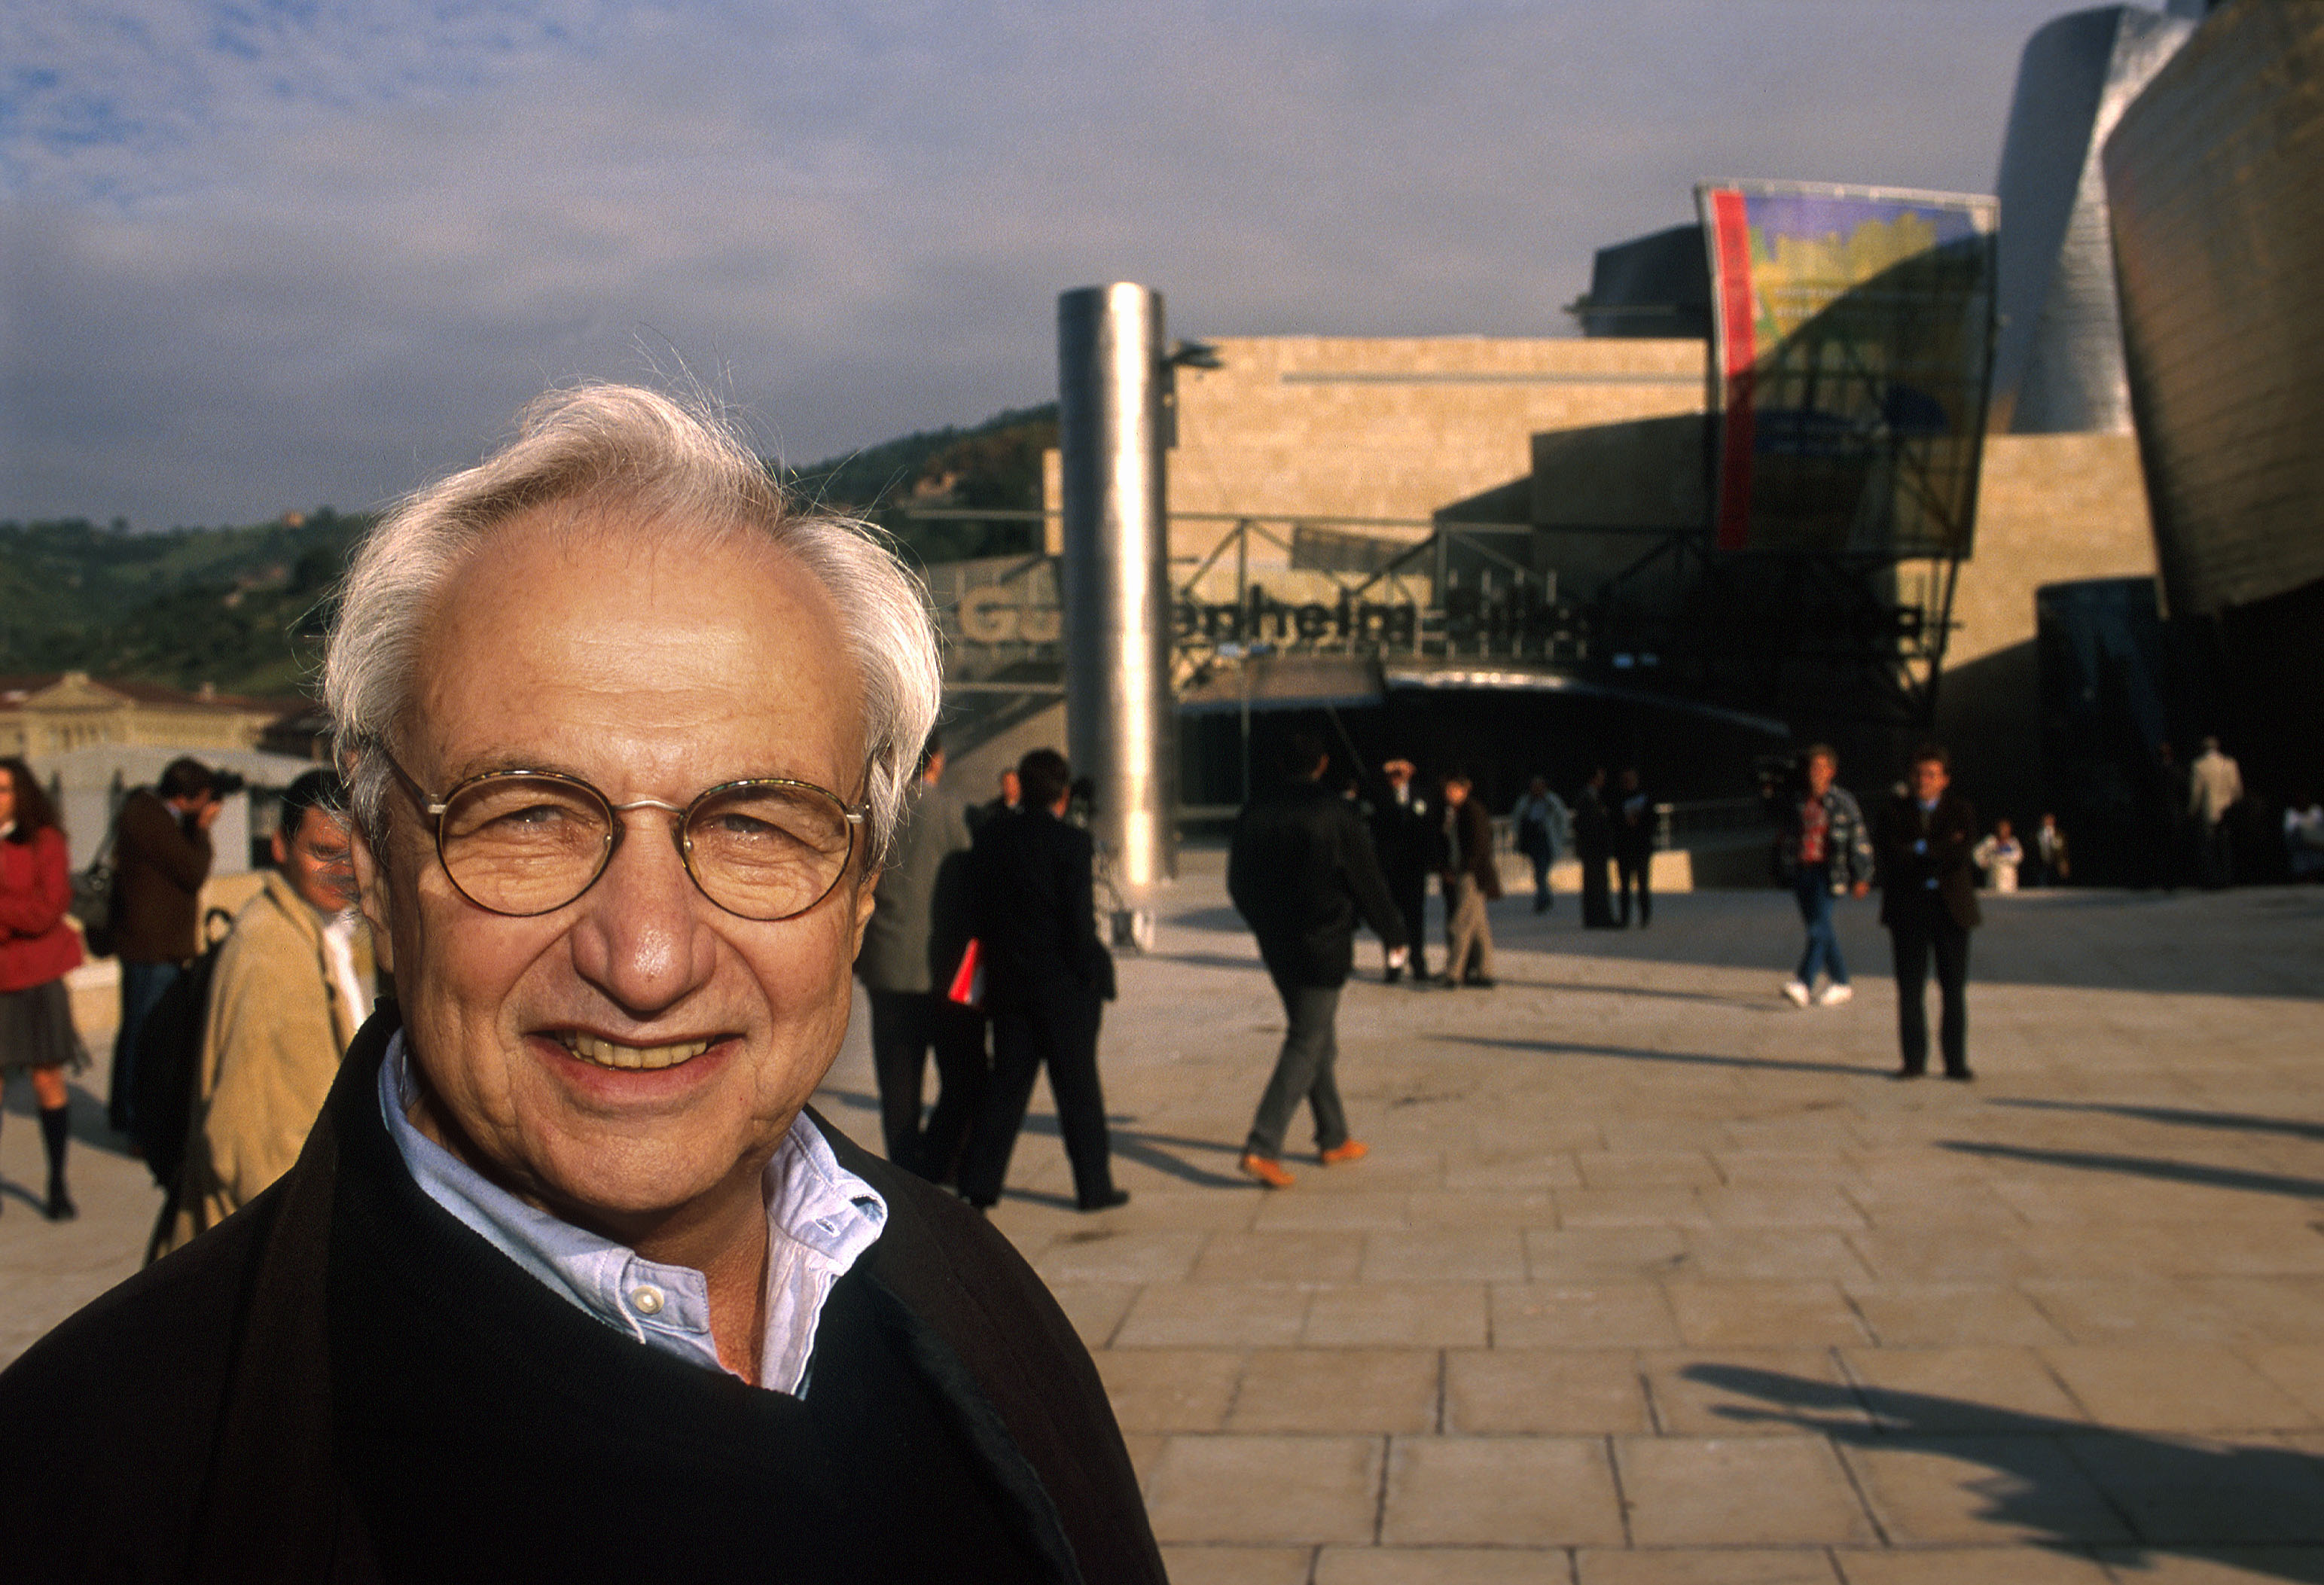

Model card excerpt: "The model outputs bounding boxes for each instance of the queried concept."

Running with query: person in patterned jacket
[1777,745,1874,1007]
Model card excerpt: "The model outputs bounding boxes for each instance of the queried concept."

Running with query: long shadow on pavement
[816,1087,1249,1190]
[1447,1033,1877,1080]
[1938,1140,2324,1202]
[1685,1364,2324,1580]
[1994,1098,2324,1145]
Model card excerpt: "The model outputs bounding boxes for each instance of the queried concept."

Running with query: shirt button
[629,1285,665,1316]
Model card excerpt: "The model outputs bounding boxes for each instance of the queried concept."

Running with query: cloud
[2,0,2066,525]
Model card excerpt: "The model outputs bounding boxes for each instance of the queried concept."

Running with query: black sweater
[0,1012,1163,1583]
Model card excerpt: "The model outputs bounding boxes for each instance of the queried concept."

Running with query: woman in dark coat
[0,757,89,1220]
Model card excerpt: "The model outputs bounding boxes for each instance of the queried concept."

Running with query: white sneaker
[1782,980,1812,1007]
[1818,983,1855,1007]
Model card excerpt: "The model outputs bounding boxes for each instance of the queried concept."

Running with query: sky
[2,0,2078,529]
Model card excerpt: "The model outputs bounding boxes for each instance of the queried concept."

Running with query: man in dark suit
[1613,766,1655,928]
[956,748,1125,1212]
[1574,766,1617,928]
[1877,744,1983,1081]
[1367,757,1437,983]
[1229,735,1408,1188]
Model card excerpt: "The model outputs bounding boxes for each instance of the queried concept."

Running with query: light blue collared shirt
[378,1034,886,1396]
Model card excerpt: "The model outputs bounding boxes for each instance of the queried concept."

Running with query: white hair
[322,383,943,870]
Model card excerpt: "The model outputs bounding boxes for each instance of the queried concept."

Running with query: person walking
[1511,776,1569,914]
[1877,745,1982,1081]
[1368,759,1438,983]
[855,735,986,1184]
[1575,767,1617,928]
[1438,772,1500,986]
[2188,736,2243,889]
[1776,744,1873,1007]
[0,757,90,1220]
[1228,735,1407,1188]
[956,749,1124,1213]
[107,756,223,1136]
[1613,767,1655,928]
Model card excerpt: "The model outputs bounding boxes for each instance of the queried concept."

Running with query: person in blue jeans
[1777,745,1873,1007]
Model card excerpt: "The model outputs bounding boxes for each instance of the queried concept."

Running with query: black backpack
[132,906,236,1195]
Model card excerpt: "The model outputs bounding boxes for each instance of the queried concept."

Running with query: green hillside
[0,402,1057,695]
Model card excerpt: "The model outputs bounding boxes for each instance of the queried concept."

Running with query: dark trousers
[957,986,1114,1209]
[1389,873,1429,977]
[109,960,181,1134]
[1888,901,1971,1076]
[1615,852,1652,926]
[1579,851,1615,927]
[1526,849,1554,912]
[868,989,989,1183]
[1245,978,1348,1160]
[1793,865,1848,986]
[2197,818,2234,889]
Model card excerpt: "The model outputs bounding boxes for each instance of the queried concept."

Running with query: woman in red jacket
[0,757,88,1220]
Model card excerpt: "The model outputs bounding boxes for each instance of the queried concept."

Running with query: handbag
[68,821,119,958]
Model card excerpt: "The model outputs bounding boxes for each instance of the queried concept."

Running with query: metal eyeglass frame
[377,746,868,922]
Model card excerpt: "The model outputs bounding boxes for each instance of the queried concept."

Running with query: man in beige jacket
[163,770,372,1251]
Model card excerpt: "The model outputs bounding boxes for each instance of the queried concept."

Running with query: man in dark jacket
[1877,744,1984,1081]
[108,755,224,1134]
[0,386,1162,1583]
[1367,757,1438,983]
[1229,735,1408,1188]
[956,748,1125,1213]
[1574,766,1617,928]
[1613,766,1655,928]
[855,734,984,1182]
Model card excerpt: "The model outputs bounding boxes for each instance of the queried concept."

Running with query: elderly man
[159,768,373,1254]
[0,386,1163,1582]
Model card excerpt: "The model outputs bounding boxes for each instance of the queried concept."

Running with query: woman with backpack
[0,757,89,1220]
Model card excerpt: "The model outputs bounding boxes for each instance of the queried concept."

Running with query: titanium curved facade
[2104,0,2324,616]
[1990,5,2192,434]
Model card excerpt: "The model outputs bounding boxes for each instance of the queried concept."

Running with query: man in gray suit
[856,735,987,1181]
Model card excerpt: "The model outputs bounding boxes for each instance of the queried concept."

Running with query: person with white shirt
[1973,818,2024,892]
[2,385,1161,1583]
[157,770,371,1254]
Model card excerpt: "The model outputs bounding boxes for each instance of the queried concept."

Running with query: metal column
[1058,282,1177,892]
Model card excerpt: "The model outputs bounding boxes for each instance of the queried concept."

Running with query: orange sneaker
[1239,1152,1296,1189]
[1319,1139,1370,1166]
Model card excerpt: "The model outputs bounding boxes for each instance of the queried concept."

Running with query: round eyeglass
[381,749,868,922]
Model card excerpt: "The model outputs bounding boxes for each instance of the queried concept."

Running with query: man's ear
[849,862,880,955]
[349,821,396,974]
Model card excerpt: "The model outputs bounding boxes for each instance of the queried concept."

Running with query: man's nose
[566,811,717,1017]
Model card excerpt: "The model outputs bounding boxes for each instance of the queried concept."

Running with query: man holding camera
[108,756,233,1136]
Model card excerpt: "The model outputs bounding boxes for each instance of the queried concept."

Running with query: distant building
[0,672,291,759]
[2104,0,2324,802]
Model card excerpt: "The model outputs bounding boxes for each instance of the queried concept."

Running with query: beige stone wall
[1949,433,2158,666]
[1937,432,2160,824]
[1082,336,1707,565]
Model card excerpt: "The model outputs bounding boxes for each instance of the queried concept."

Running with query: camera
[206,769,249,799]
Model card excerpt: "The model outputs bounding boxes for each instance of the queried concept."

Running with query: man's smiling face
[352,508,875,1239]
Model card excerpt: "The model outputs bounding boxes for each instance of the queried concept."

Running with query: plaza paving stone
[5,866,2323,1580]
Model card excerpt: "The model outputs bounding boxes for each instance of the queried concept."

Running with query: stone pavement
[6,864,2323,1583]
